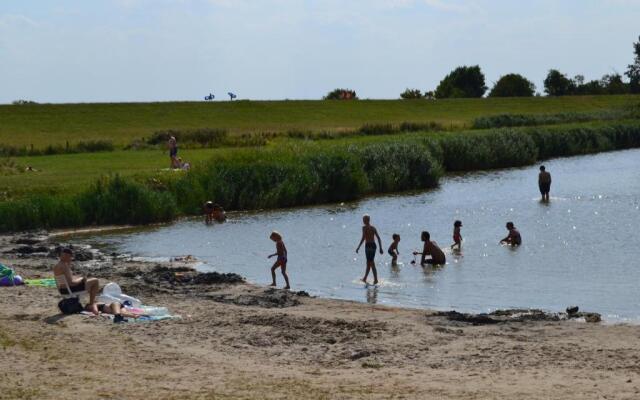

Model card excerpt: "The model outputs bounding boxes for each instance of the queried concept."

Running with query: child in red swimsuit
[451,220,462,251]
[268,231,290,289]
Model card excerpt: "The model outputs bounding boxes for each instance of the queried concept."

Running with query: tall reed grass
[1,122,639,232]
[471,110,637,129]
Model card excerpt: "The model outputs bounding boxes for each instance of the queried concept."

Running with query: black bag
[58,297,83,315]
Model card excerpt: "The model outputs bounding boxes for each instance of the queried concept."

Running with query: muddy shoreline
[1,232,639,399]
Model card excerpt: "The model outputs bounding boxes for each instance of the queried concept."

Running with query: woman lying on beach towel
[86,301,146,323]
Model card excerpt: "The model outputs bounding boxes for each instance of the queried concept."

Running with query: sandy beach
[1,233,639,400]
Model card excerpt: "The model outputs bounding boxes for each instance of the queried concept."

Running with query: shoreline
[2,232,640,399]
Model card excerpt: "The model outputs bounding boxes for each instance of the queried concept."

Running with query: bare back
[363,225,377,243]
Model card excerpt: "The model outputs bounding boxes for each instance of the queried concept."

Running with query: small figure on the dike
[268,231,290,289]
[500,222,522,246]
[538,165,552,202]
[388,233,401,265]
[355,214,383,285]
[413,231,446,266]
[168,135,179,168]
[451,220,463,251]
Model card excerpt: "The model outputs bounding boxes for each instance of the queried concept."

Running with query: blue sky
[0,0,638,103]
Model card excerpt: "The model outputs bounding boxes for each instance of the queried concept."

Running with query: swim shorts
[365,243,377,262]
[539,182,551,194]
[388,249,395,257]
[170,147,178,157]
[58,278,86,296]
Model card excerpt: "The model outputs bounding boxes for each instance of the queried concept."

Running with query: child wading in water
[451,220,463,251]
[388,234,400,265]
[355,215,383,285]
[268,231,290,289]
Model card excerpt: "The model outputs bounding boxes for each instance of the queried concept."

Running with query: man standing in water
[355,215,383,285]
[538,165,552,202]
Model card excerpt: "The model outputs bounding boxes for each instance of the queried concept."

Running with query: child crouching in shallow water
[388,234,400,265]
[268,231,290,289]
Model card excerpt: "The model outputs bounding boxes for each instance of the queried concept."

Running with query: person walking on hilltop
[355,215,383,285]
[538,165,552,202]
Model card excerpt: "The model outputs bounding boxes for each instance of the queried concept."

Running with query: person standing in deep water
[538,165,552,202]
[355,214,383,285]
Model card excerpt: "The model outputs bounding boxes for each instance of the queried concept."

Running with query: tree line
[325,35,640,100]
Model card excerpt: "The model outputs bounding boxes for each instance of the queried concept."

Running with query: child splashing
[268,231,290,289]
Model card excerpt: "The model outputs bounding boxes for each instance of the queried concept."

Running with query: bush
[435,65,487,98]
[400,88,423,99]
[544,69,575,96]
[471,110,628,129]
[489,74,535,97]
[323,89,358,100]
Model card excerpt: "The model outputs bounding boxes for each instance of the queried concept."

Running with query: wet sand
[1,233,639,400]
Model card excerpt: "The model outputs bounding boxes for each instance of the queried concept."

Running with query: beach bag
[58,297,83,315]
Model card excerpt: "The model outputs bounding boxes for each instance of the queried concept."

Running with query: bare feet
[373,280,379,285]
[89,303,99,315]
[360,278,367,284]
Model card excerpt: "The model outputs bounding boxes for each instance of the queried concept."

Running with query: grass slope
[1,95,638,148]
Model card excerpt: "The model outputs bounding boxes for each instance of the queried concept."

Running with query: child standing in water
[451,220,463,251]
[388,234,400,265]
[268,231,290,289]
[355,215,383,285]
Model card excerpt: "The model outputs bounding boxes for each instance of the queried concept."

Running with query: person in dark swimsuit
[500,222,522,246]
[451,220,463,251]
[268,231,290,289]
[168,136,179,168]
[388,234,400,265]
[355,215,383,285]
[413,231,446,266]
[538,165,552,202]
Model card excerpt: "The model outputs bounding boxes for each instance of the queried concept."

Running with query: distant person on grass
[500,222,522,246]
[168,135,179,168]
[355,215,383,285]
[413,231,446,266]
[538,165,552,202]
[388,233,400,265]
[268,231,290,289]
[53,248,100,313]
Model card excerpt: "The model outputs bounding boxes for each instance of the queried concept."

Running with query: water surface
[91,149,640,321]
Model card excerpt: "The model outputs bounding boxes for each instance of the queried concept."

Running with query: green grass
[0,148,224,199]
[2,95,639,148]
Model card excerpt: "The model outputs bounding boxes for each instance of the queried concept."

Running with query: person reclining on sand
[413,231,446,265]
[86,301,145,323]
[53,247,100,313]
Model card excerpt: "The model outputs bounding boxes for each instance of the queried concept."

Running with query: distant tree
[488,73,536,97]
[574,79,604,95]
[434,65,487,98]
[400,88,423,99]
[12,99,37,105]
[424,91,435,100]
[600,73,629,94]
[324,88,358,100]
[625,35,640,94]
[543,69,575,96]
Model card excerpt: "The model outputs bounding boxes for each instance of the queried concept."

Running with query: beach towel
[24,278,57,288]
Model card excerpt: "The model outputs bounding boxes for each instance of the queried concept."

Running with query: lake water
[90,149,640,322]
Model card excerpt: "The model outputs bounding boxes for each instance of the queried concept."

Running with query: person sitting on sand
[268,231,290,289]
[53,248,100,313]
[413,231,446,266]
[86,301,145,323]
[538,165,552,202]
[451,220,463,251]
[388,233,400,265]
[500,222,522,246]
[355,215,383,285]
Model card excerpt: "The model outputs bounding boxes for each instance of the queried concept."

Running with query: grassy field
[1,95,639,148]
